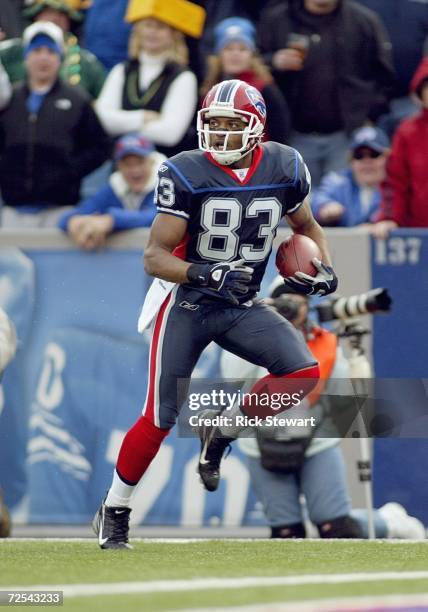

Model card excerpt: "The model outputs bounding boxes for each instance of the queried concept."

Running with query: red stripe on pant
[242,364,320,419]
[116,294,172,485]
[144,291,173,425]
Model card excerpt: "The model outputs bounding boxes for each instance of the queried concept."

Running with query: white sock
[105,470,135,508]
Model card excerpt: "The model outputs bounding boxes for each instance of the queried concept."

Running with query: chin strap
[212,142,258,166]
[212,151,244,166]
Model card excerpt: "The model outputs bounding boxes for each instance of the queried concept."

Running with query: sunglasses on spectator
[352,149,383,160]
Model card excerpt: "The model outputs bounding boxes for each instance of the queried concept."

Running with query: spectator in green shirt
[0,0,106,99]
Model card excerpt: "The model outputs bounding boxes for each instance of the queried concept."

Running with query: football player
[93,79,338,549]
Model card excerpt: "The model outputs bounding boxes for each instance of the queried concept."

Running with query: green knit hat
[23,0,83,23]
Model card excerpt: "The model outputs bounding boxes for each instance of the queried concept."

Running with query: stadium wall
[0,228,426,525]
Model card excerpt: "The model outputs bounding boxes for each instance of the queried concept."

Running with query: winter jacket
[355,0,428,97]
[258,0,395,134]
[311,168,381,226]
[58,152,166,231]
[0,79,111,208]
[0,0,22,41]
[378,58,428,227]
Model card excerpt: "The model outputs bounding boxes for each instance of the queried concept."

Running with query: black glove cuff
[186,263,211,287]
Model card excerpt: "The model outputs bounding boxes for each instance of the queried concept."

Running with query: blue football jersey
[154,142,311,301]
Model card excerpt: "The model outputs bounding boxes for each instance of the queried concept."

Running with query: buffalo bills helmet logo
[245,86,267,119]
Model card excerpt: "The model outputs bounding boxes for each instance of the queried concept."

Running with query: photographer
[220,280,425,539]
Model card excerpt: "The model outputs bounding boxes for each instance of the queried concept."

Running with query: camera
[315,288,392,323]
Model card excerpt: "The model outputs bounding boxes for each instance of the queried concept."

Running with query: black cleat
[92,499,132,550]
[197,409,234,492]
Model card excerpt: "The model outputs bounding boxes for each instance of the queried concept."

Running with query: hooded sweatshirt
[379,58,428,227]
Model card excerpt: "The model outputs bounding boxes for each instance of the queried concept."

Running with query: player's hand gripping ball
[276,235,338,296]
[276,234,321,278]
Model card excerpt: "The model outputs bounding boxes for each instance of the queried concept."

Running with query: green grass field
[1,539,428,611]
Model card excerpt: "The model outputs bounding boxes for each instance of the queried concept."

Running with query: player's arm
[284,198,338,296]
[144,213,191,283]
[286,198,332,266]
[144,214,253,303]
[145,162,253,302]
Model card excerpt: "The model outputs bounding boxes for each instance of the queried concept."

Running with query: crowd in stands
[0,0,427,237]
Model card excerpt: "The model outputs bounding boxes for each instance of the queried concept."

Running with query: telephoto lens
[316,288,392,322]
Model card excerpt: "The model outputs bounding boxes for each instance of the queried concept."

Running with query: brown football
[276,235,322,278]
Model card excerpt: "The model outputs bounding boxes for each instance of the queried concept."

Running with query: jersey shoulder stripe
[157,207,189,220]
[164,146,306,195]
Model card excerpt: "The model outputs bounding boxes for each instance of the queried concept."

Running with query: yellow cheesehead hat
[126,0,206,39]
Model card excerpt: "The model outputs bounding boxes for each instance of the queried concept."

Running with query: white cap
[22,21,64,55]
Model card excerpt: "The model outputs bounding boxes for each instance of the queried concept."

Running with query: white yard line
[2,537,428,543]
[2,571,428,598]
[179,592,428,612]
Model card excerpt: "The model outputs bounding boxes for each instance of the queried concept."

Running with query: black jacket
[355,0,428,97]
[0,0,23,40]
[0,79,111,208]
[258,0,396,134]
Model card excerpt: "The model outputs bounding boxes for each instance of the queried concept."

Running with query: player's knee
[124,414,171,449]
[157,412,178,430]
[299,363,320,393]
[271,523,306,538]
[139,413,172,433]
[317,515,362,539]
[281,363,320,396]
[308,363,320,380]
[142,405,177,431]
[294,363,320,379]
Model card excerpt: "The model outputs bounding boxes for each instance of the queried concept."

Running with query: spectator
[59,134,165,250]
[0,0,106,99]
[373,57,428,238]
[0,22,111,228]
[82,0,132,72]
[95,0,203,158]
[258,0,395,186]
[195,0,270,80]
[311,126,390,227]
[355,0,428,134]
[201,17,290,144]
[221,280,426,540]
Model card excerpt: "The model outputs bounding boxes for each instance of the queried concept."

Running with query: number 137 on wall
[374,237,422,265]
